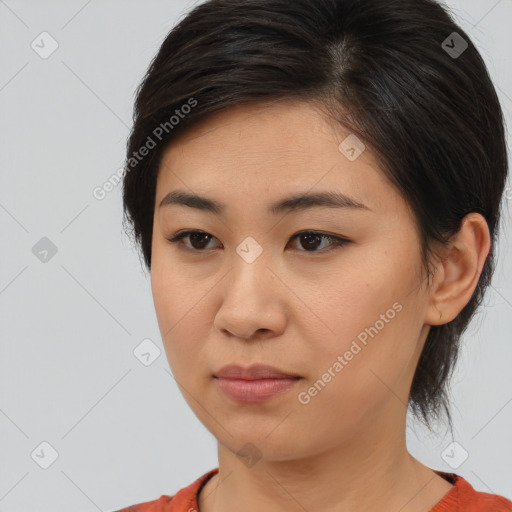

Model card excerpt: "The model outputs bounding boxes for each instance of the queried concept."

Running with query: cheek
[297,254,422,399]
[150,247,217,381]
[300,258,410,349]
[151,254,191,360]
[151,241,201,328]
[294,312,418,439]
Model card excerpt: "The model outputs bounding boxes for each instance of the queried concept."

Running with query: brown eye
[168,231,219,251]
[288,231,350,253]
[167,230,350,254]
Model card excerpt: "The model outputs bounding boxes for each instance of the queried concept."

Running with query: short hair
[122,0,508,433]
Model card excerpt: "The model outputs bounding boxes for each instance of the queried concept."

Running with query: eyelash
[166,230,351,254]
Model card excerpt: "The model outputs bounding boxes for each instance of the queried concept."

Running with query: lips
[214,364,300,380]
[214,364,301,403]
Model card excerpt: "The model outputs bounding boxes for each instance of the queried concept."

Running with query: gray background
[0,1,511,510]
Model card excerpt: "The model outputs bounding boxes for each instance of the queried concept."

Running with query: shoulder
[112,494,174,512]
[432,471,512,512]
[113,468,219,512]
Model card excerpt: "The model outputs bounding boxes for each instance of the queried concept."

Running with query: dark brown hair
[122,0,508,433]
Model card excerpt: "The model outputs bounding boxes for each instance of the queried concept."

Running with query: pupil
[302,233,320,250]
[191,233,210,249]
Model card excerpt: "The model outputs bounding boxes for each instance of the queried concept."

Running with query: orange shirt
[113,468,512,512]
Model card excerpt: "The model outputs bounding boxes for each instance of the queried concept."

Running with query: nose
[213,260,287,341]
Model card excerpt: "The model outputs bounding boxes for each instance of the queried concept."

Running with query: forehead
[156,99,405,216]
[163,98,353,161]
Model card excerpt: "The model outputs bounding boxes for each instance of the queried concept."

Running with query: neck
[198,408,452,512]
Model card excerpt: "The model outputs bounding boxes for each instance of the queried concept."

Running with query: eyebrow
[159,189,372,216]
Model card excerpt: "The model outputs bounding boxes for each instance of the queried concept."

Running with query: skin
[150,98,491,512]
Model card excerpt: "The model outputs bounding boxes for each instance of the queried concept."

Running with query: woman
[116,0,511,510]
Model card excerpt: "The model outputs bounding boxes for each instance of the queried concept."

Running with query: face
[151,99,433,461]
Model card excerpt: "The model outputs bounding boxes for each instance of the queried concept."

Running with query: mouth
[214,363,301,380]
[213,364,302,403]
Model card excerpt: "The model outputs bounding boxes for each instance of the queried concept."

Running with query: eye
[166,230,351,253]
[168,230,221,251]
[288,231,350,252]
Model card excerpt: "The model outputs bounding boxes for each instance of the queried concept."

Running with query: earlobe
[424,213,491,326]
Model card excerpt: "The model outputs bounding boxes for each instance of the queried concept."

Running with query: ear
[424,213,491,326]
